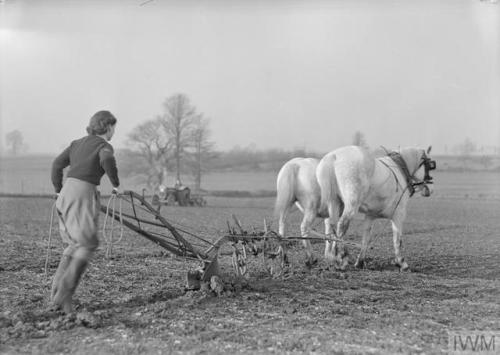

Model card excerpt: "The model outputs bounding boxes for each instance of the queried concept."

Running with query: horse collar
[387,152,416,197]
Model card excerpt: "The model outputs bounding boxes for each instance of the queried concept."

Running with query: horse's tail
[316,153,338,216]
[274,161,299,221]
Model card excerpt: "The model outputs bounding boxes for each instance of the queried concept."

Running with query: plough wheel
[231,246,247,276]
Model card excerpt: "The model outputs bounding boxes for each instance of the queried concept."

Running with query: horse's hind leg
[277,207,289,239]
[324,218,335,262]
[354,217,374,269]
[324,201,341,263]
[300,210,317,267]
[336,204,354,239]
[333,203,357,270]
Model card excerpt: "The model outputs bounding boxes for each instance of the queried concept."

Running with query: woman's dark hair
[86,110,117,135]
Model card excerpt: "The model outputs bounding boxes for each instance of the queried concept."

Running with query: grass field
[1,163,500,354]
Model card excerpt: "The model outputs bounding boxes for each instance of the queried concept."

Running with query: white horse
[275,157,331,266]
[316,145,436,270]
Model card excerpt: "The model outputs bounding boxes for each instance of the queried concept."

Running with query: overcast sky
[0,0,498,155]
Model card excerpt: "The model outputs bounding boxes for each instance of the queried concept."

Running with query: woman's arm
[51,145,71,193]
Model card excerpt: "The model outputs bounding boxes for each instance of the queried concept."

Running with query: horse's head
[399,146,436,197]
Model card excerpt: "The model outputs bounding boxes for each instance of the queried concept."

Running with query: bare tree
[189,116,216,192]
[352,130,368,149]
[125,93,210,190]
[455,137,477,169]
[5,130,26,156]
[479,155,493,170]
[127,118,173,190]
[161,94,197,182]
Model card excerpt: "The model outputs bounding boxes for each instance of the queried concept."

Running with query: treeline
[117,146,500,177]
[116,146,324,177]
[209,146,323,171]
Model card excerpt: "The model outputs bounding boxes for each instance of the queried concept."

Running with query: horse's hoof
[354,259,365,269]
[305,257,318,269]
[324,253,335,264]
[334,259,348,271]
[399,262,410,272]
[335,264,347,271]
[396,259,410,272]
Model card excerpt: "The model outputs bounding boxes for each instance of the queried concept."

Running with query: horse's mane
[398,147,423,175]
[385,147,424,197]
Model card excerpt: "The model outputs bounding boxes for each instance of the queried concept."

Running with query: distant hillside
[206,154,500,173]
[0,155,55,194]
[116,148,500,174]
[1,153,499,194]
[431,155,500,172]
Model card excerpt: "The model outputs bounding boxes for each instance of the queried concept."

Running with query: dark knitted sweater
[51,135,120,193]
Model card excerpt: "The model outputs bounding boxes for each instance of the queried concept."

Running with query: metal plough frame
[101,190,360,288]
[100,191,288,288]
[100,190,207,260]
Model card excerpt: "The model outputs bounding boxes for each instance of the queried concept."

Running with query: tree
[127,118,173,190]
[125,93,214,191]
[188,116,216,192]
[5,130,26,156]
[479,155,493,170]
[161,94,198,182]
[455,138,477,169]
[352,131,368,149]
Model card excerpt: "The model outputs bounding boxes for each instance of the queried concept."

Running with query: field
[1,170,500,354]
[0,155,282,195]
[1,154,500,196]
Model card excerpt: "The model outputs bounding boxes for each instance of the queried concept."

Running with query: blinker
[423,158,436,182]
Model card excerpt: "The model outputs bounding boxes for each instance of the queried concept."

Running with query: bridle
[422,154,436,183]
[411,152,436,195]
[385,149,436,197]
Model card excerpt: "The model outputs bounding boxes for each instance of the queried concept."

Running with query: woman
[50,110,120,313]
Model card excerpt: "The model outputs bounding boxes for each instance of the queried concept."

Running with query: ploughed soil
[1,196,499,354]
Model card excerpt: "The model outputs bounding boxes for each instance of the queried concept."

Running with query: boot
[53,257,88,314]
[50,255,72,301]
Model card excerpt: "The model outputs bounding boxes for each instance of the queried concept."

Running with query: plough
[100,190,289,290]
[100,190,361,290]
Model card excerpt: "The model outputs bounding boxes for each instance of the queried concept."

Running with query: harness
[387,151,417,197]
[379,148,436,198]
